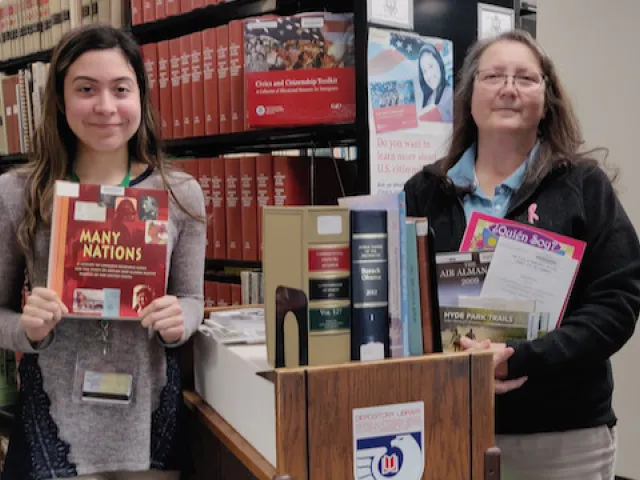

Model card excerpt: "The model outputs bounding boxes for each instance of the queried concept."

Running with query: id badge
[72,324,137,406]
[81,370,133,404]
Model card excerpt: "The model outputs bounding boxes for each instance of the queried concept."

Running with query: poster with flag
[367,27,453,194]
[244,12,356,128]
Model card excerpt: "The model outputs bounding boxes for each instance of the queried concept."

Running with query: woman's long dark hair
[417,43,447,107]
[16,24,203,260]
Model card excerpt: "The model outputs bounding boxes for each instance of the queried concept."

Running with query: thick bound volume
[263,206,351,367]
[349,210,389,361]
[47,180,169,320]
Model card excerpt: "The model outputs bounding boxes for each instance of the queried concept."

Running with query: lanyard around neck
[70,169,131,187]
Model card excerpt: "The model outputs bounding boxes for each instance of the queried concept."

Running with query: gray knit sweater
[0,167,205,479]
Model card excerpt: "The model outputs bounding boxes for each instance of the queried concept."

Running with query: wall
[537,0,640,477]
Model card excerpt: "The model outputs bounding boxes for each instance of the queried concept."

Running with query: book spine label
[216,25,230,134]
[191,32,205,137]
[308,244,350,334]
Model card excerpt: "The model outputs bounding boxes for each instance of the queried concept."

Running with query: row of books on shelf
[0,9,355,156]
[259,195,585,368]
[0,0,126,62]
[204,270,263,307]
[177,152,351,262]
[131,0,229,26]
[141,11,355,140]
[0,61,47,155]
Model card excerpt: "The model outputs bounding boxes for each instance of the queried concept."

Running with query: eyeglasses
[476,70,546,91]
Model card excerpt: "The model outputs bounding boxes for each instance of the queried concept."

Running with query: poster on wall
[367,27,453,194]
[367,0,414,30]
[477,3,515,39]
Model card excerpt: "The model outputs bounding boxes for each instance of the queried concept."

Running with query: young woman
[0,25,206,479]
[416,43,453,123]
[404,30,640,479]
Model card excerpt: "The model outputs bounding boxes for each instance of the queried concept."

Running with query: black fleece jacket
[404,158,640,434]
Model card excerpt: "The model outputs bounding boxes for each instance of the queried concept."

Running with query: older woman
[404,30,640,479]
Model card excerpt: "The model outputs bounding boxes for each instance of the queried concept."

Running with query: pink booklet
[460,212,585,262]
[460,212,586,330]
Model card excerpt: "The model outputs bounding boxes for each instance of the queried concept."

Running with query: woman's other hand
[20,287,68,344]
[460,336,528,394]
[139,295,184,343]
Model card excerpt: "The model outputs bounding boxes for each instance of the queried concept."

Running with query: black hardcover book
[349,209,390,361]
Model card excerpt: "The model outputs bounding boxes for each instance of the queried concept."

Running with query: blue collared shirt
[447,141,540,222]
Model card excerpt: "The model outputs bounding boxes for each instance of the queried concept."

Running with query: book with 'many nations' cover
[47,180,169,320]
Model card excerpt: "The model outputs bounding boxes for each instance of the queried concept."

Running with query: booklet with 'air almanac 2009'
[47,180,169,320]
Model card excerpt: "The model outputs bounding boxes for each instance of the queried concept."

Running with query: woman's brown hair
[435,29,608,183]
[15,24,202,259]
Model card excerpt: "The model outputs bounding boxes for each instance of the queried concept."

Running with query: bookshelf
[0,153,28,166]
[0,48,53,75]
[162,123,357,158]
[131,0,353,45]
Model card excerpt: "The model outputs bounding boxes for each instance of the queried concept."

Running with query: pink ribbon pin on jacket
[528,203,539,224]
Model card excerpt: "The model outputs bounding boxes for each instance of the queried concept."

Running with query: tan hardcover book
[61,0,70,33]
[109,0,122,27]
[67,0,80,31]
[39,0,51,49]
[263,205,351,368]
[22,0,33,54]
[79,0,91,24]
[0,5,8,61]
[13,0,22,57]
[7,0,17,58]
[49,0,62,45]
[96,0,108,25]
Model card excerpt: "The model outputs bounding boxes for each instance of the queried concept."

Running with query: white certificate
[480,237,580,331]
[477,3,515,40]
[367,0,414,30]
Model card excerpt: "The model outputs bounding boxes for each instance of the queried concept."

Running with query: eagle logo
[354,433,424,480]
